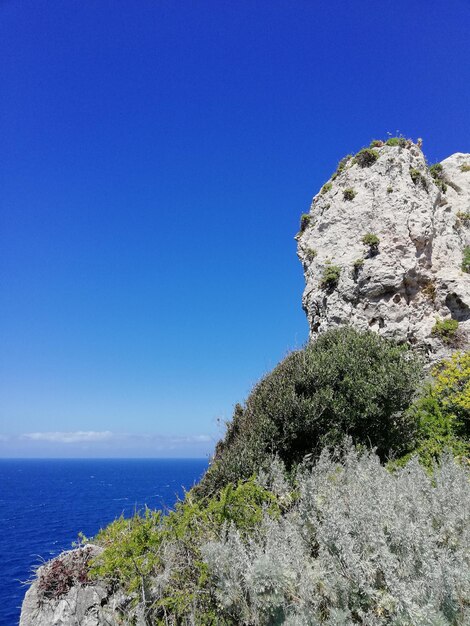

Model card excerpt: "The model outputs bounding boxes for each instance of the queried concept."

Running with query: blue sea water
[0,458,208,626]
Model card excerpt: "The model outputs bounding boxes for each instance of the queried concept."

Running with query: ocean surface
[0,458,208,626]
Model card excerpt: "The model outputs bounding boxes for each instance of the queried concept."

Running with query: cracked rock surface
[297,143,470,362]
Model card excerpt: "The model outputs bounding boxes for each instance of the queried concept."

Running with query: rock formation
[19,545,142,626]
[297,141,470,362]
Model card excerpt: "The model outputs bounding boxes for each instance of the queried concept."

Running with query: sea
[0,458,208,626]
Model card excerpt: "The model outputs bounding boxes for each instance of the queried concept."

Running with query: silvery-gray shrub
[202,446,470,625]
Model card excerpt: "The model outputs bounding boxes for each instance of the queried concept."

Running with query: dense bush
[319,262,341,290]
[195,328,422,497]
[397,352,470,469]
[203,446,470,626]
[385,136,407,147]
[354,148,379,168]
[362,232,380,255]
[432,318,459,344]
[343,187,357,201]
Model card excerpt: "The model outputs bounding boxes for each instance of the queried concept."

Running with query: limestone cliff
[297,141,470,362]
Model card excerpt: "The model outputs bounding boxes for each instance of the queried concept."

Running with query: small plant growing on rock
[305,247,317,261]
[460,163,470,172]
[387,186,393,193]
[331,155,352,181]
[462,246,470,273]
[320,262,341,290]
[354,148,379,168]
[352,258,364,279]
[38,548,92,599]
[421,280,437,302]
[429,163,443,177]
[386,136,407,147]
[369,139,383,148]
[410,167,428,190]
[457,211,470,225]
[321,182,332,194]
[432,318,459,344]
[299,213,311,233]
[362,233,380,255]
[343,188,357,201]
[429,163,447,193]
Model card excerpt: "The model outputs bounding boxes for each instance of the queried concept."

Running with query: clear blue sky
[1,0,469,457]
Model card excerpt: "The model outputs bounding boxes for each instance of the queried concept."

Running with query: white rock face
[297,143,470,362]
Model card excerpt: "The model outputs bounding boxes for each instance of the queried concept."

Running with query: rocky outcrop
[20,545,143,626]
[297,142,470,362]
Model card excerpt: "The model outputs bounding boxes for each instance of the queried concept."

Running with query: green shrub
[305,247,317,261]
[299,213,311,233]
[429,163,443,177]
[196,328,422,496]
[387,186,393,193]
[432,318,459,343]
[354,148,379,168]
[457,211,470,225]
[320,262,341,290]
[395,351,470,469]
[460,163,470,172]
[369,139,383,148]
[410,167,427,189]
[331,154,352,180]
[385,136,407,147]
[462,246,470,272]
[429,162,447,193]
[353,257,364,271]
[321,182,332,194]
[343,188,356,201]
[91,477,281,623]
[362,232,380,253]
[91,509,164,598]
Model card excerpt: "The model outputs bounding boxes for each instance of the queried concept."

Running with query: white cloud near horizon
[22,430,115,443]
[18,431,213,445]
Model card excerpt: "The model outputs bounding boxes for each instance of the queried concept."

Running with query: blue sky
[1,0,469,457]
